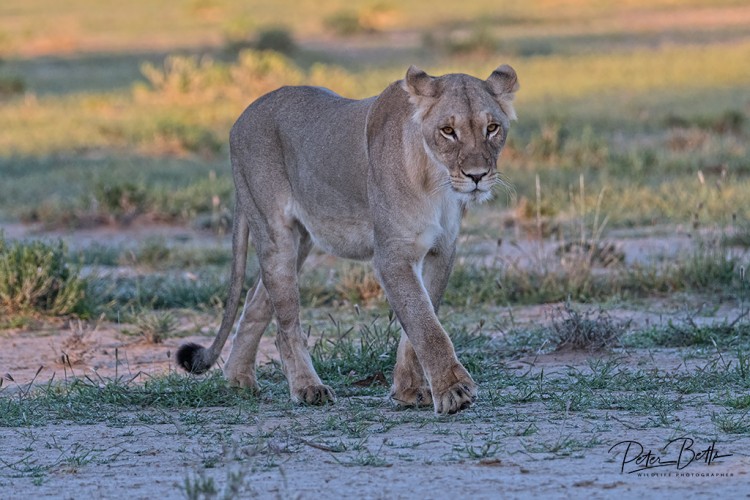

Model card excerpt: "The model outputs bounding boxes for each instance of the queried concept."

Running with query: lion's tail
[175,209,249,374]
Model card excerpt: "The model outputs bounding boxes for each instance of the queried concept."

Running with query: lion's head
[402,64,519,203]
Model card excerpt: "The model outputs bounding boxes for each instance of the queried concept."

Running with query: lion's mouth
[452,183,493,203]
[458,184,488,195]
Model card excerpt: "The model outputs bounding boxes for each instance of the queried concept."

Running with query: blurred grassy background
[1,0,749,229]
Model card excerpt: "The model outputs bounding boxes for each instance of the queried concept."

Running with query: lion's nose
[461,170,487,184]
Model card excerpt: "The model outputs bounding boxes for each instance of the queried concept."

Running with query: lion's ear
[403,65,438,97]
[486,64,519,120]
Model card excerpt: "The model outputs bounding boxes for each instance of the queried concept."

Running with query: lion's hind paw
[294,384,336,405]
[390,386,433,407]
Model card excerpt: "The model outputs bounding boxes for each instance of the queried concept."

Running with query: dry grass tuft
[549,302,630,352]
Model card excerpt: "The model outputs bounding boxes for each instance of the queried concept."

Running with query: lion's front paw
[390,386,433,407]
[433,379,477,415]
[294,384,336,405]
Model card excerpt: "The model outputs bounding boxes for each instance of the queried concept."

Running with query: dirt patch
[0,320,278,389]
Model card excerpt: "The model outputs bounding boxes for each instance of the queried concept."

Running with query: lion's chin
[454,188,493,204]
[473,190,494,204]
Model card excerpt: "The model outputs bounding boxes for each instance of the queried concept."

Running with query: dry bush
[324,4,398,36]
[54,319,99,367]
[335,264,383,305]
[549,302,630,352]
[555,240,625,268]
[666,127,710,152]
[136,50,305,106]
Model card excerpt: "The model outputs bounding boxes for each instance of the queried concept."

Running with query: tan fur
[176,65,519,414]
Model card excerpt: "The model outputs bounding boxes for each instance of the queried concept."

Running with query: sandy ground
[1,423,747,499]
[2,301,749,499]
[2,347,748,499]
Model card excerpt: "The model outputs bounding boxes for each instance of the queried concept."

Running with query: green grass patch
[0,234,88,317]
[446,236,746,306]
[88,272,228,313]
[0,371,257,427]
[311,313,400,386]
[625,317,750,348]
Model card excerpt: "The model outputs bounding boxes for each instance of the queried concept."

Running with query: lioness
[177,65,519,414]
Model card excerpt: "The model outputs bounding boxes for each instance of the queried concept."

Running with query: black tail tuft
[176,342,210,374]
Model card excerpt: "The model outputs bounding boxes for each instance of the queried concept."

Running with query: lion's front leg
[375,250,476,415]
[391,245,459,408]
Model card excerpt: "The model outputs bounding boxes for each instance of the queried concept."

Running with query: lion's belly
[310,221,375,260]
[289,202,375,261]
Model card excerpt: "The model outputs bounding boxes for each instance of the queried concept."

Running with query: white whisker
[489,172,516,203]
[429,178,453,198]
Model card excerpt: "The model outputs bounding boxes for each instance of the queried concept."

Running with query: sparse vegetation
[312,313,400,384]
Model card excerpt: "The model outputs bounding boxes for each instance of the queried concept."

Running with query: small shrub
[563,125,609,168]
[139,56,227,98]
[712,110,745,134]
[444,264,504,307]
[20,200,108,230]
[663,110,745,135]
[444,26,497,56]
[129,238,171,268]
[628,312,750,348]
[549,302,629,352]
[0,75,25,98]
[526,121,567,161]
[150,119,223,157]
[324,11,368,36]
[75,243,122,266]
[554,240,625,268]
[324,4,397,36]
[182,473,218,500]
[153,174,234,229]
[255,27,296,54]
[0,235,87,316]
[132,311,178,344]
[675,238,739,290]
[94,181,150,224]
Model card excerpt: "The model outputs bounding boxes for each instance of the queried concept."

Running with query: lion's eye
[440,126,455,137]
[486,123,500,137]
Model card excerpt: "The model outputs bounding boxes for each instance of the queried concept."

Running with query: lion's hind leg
[223,279,272,392]
[224,225,322,400]
[254,222,335,405]
[390,332,433,407]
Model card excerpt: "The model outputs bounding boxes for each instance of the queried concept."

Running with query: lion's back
[231,86,373,148]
